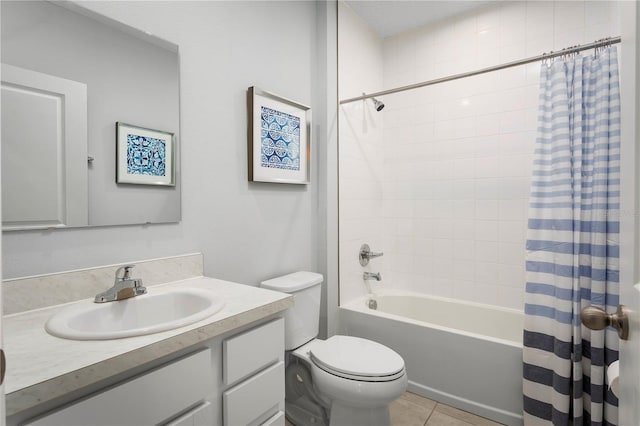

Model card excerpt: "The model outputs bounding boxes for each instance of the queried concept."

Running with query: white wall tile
[432,278,455,299]
[433,239,454,260]
[476,200,499,220]
[476,4,500,32]
[525,1,554,41]
[476,241,500,262]
[476,113,502,136]
[476,178,502,199]
[432,181,455,199]
[453,262,475,281]
[499,220,526,244]
[453,200,475,219]
[454,239,476,261]
[454,219,476,239]
[432,200,454,218]
[499,1,526,25]
[500,177,530,199]
[496,286,524,310]
[553,1,585,35]
[499,199,527,221]
[476,261,499,285]
[475,220,499,242]
[500,132,535,156]
[413,237,434,258]
[499,242,525,266]
[471,283,500,306]
[432,219,454,239]
[391,253,414,271]
[453,280,477,302]
[451,180,476,199]
[396,218,415,236]
[499,264,525,288]
[433,259,454,279]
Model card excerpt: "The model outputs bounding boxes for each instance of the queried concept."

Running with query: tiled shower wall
[338,1,386,304]
[339,1,621,310]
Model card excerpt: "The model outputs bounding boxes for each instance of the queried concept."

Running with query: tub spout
[363,271,381,281]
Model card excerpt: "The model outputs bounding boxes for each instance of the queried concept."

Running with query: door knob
[580,305,629,340]
[0,349,5,385]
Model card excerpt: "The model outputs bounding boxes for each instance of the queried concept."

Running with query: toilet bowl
[294,335,407,425]
[260,272,407,426]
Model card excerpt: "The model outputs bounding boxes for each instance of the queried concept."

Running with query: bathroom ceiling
[345,0,495,38]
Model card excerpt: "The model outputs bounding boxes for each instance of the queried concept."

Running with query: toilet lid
[309,336,405,380]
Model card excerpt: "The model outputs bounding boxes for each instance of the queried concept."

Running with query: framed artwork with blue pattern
[248,86,311,184]
[116,122,175,186]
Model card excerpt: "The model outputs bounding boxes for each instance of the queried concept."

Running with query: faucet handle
[359,244,384,266]
[115,264,135,282]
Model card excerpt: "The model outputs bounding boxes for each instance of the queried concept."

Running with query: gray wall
[3,1,330,291]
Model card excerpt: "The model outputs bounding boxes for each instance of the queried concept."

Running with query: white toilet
[261,271,407,426]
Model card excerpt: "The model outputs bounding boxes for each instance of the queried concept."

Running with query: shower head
[362,93,385,111]
[371,97,385,111]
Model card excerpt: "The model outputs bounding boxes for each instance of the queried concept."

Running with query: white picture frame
[248,86,311,184]
[116,122,175,186]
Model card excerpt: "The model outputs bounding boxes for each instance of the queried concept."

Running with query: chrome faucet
[363,271,382,281]
[94,265,147,303]
[359,244,384,266]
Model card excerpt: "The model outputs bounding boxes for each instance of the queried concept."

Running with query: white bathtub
[339,292,524,426]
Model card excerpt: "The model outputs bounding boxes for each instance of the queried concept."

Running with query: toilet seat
[309,336,405,382]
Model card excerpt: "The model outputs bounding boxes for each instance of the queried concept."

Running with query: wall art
[116,122,175,186]
[248,87,311,184]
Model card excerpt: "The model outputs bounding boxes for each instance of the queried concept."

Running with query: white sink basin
[45,288,224,340]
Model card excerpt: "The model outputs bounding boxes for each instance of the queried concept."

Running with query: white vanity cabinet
[17,317,286,426]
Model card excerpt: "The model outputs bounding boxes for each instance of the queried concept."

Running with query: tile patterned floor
[390,392,504,426]
[284,391,504,426]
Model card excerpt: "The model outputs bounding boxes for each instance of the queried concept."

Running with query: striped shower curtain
[522,46,620,426]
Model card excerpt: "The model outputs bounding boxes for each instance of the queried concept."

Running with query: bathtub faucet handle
[359,243,384,266]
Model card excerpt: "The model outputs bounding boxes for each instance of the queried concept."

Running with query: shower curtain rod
[340,36,622,105]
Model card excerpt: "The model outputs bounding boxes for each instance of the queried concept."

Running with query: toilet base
[285,398,327,426]
[329,402,391,426]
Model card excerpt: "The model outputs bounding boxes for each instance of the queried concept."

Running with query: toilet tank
[260,271,323,350]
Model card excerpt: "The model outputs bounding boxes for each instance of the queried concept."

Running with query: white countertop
[3,276,293,417]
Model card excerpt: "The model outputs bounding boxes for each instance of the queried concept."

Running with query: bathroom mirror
[0,0,181,230]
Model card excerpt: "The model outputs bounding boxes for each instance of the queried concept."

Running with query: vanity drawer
[165,402,213,426]
[262,411,285,426]
[223,318,284,385]
[24,349,212,426]
[223,361,284,426]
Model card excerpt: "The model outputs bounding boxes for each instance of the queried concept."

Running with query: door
[0,63,5,425]
[616,1,640,424]
[0,64,88,230]
[0,231,4,424]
